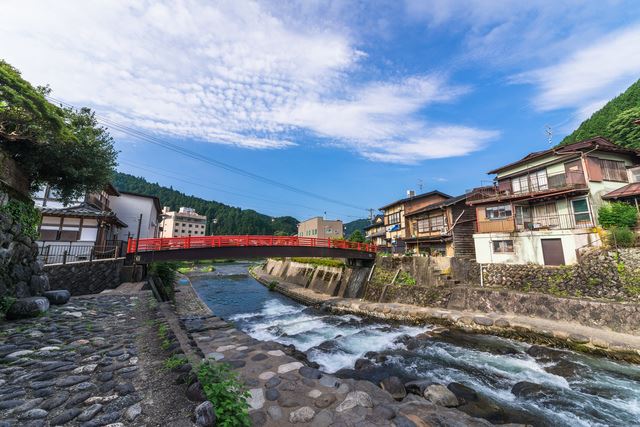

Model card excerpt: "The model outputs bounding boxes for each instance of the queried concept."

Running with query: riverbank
[251,267,640,363]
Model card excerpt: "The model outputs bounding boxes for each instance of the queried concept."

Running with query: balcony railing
[468,171,587,203]
[476,213,595,233]
[37,241,126,264]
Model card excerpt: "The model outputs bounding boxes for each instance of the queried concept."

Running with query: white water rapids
[191,262,640,426]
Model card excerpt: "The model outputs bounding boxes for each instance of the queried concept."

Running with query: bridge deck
[126,235,377,264]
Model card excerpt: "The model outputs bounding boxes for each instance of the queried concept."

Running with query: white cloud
[0,0,495,162]
[515,25,640,115]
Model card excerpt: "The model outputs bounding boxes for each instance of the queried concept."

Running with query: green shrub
[0,200,41,240]
[290,257,345,268]
[396,271,416,286]
[0,296,16,318]
[598,202,638,229]
[607,226,637,248]
[268,280,278,291]
[149,262,179,301]
[197,362,251,427]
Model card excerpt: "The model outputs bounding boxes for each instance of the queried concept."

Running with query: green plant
[0,200,41,240]
[599,202,638,229]
[197,362,251,427]
[290,257,345,268]
[607,226,637,248]
[0,296,16,317]
[396,271,416,286]
[164,355,187,370]
[268,281,278,291]
[149,262,179,301]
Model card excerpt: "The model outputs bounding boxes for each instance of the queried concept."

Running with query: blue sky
[2,0,640,221]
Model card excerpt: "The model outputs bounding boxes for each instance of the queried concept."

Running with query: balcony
[476,213,594,234]
[467,171,587,204]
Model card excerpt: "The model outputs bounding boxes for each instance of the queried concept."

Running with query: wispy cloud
[514,25,640,115]
[0,0,494,163]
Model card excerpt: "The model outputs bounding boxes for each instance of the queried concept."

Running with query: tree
[348,229,365,243]
[606,107,640,149]
[0,60,117,202]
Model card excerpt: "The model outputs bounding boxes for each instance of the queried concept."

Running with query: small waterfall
[343,266,370,298]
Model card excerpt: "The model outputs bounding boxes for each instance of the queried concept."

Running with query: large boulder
[423,384,459,407]
[43,290,70,305]
[404,380,432,396]
[447,382,479,404]
[380,376,407,401]
[30,275,50,294]
[6,297,49,320]
[511,381,556,399]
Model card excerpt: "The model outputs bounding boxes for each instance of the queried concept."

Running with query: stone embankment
[252,268,640,364]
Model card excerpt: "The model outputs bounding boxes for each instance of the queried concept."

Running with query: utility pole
[368,208,375,222]
[133,213,142,260]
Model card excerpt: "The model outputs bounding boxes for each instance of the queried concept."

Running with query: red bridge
[126,235,377,264]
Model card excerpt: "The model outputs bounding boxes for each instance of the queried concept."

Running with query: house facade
[109,191,162,239]
[160,206,206,238]
[379,190,451,253]
[404,194,477,258]
[469,137,640,265]
[364,215,386,247]
[34,184,128,262]
[297,217,343,239]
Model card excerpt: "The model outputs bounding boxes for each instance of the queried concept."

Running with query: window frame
[485,204,513,220]
[387,212,401,225]
[571,198,592,223]
[600,159,628,182]
[492,240,514,253]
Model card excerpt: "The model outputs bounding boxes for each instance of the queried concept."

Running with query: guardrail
[127,235,378,254]
[37,242,123,265]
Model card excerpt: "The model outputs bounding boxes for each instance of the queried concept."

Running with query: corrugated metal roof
[602,183,640,200]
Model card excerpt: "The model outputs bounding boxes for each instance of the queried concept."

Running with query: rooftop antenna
[545,125,553,145]
[418,179,423,192]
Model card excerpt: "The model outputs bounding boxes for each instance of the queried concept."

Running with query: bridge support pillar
[347,258,375,267]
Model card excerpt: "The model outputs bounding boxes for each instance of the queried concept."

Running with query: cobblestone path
[0,293,195,426]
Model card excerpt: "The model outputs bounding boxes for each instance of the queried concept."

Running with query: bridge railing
[127,235,378,254]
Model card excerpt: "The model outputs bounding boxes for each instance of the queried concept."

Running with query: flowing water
[191,262,640,426]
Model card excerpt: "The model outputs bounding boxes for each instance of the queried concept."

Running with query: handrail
[127,235,377,254]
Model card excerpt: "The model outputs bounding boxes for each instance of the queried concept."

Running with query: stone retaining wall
[0,211,48,300]
[452,248,640,301]
[44,258,125,296]
[447,286,640,334]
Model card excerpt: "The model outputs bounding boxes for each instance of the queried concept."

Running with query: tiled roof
[405,193,468,217]
[379,190,452,211]
[39,202,128,227]
[602,183,640,200]
[487,137,640,175]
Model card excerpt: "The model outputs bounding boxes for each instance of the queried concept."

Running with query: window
[492,240,514,253]
[600,159,628,182]
[571,198,591,223]
[39,229,58,241]
[387,212,401,224]
[59,230,79,241]
[417,219,429,233]
[188,224,192,227]
[430,216,445,232]
[486,204,512,220]
[512,170,548,193]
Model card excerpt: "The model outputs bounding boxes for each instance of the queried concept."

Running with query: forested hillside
[113,173,298,235]
[561,79,640,147]
[344,218,370,236]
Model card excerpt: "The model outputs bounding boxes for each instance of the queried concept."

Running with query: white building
[160,207,207,238]
[108,191,162,239]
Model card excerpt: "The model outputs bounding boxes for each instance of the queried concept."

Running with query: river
[190,261,640,427]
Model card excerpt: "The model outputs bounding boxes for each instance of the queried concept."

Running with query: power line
[48,96,368,213]
[118,159,364,219]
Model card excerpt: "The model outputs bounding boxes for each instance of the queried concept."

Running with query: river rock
[314,393,336,408]
[299,366,322,379]
[5,297,49,320]
[336,391,373,412]
[372,404,396,420]
[447,382,478,404]
[423,384,459,407]
[380,376,406,401]
[404,380,432,396]
[289,406,315,423]
[511,381,555,399]
[354,358,373,370]
[186,382,207,402]
[544,359,583,378]
[526,345,566,360]
[195,401,216,427]
[43,290,70,305]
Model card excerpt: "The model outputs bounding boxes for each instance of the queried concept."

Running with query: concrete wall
[109,193,159,239]
[44,258,125,296]
[261,258,368,298]
[473,229,600,265]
